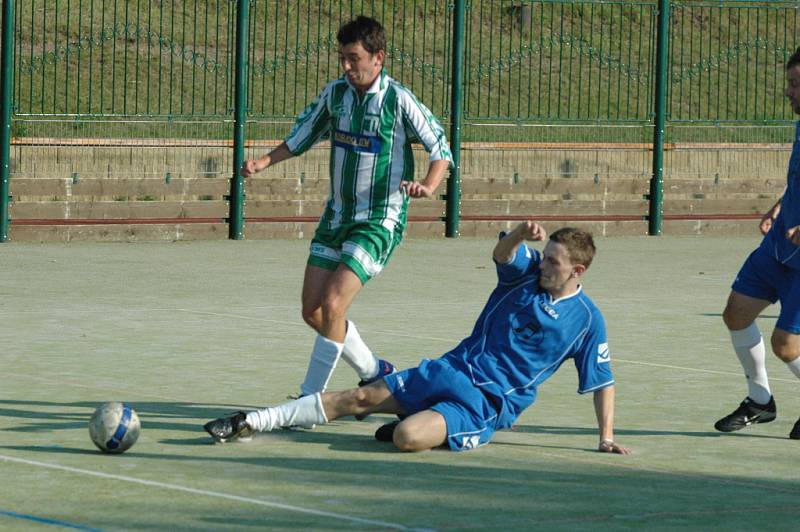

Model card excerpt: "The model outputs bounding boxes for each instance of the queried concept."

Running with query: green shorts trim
[308,221,403,284]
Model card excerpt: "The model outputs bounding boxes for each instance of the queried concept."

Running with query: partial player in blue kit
[204,221,631,454]
[714,47,800,439]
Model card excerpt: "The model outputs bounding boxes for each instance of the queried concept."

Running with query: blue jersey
[441,243,614,429]
[761,121,800,269]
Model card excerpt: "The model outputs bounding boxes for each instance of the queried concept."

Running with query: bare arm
[760,188,784,235]
[787,225,800,246]
[492,220,547,264]
[593,386,631,454]
[400,159,450,198]
[240,142,295,177]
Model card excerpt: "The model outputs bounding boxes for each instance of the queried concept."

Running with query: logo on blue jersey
[597,342,610,363]
[460,435,480,450]
[333,129,382,154]
[538,300,559,319]
[512,313,544,346]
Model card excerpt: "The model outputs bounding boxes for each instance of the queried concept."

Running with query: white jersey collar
[346,69,388,95]
[548,284,583,305]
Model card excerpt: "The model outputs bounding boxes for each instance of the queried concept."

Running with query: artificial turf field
[1,233,799,531]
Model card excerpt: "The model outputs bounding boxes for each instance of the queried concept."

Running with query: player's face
[785,65,800,116]
[338,41,384,92]
[539,241,580,297]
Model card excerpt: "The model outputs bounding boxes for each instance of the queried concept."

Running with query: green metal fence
[464,1,657,121]
[2,0,800,242]
[11,1,798,128]
[669,1,798,124]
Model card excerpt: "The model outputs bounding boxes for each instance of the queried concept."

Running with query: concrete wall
[7,141,787,241]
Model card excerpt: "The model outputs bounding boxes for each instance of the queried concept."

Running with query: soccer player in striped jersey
[240,16,453,399]
[715,47,800,439]
[205,221,631,454]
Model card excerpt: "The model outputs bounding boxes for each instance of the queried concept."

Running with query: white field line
[178,309,800,384]
[0,455,425,531]
[612,358,797,383]
[3,300,797,387]
[0,342,793,528]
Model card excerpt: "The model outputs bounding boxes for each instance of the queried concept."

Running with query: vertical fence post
[649,0,669,235]
[229,0,249,240]
[0,0,14,242]
[446,0,466,238]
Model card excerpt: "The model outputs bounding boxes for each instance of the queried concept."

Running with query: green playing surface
[1,234,798,531]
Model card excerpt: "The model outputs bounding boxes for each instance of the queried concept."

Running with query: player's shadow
[8,443,800,531]
[160,415,402,452]
[699,312,779,319]
[0,397,405,452]
[0,445,106,456]
[507,424,788,441]
[2,424,401,456]
[0,399,260,434]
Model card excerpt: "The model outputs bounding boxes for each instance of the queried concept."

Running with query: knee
[392,424,425,452]
[722,305,747,331]
[320,294,348,323]
[301,306,322,331]
[770,333,800,363]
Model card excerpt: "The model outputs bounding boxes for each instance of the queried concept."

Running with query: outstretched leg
[204,381,402,442]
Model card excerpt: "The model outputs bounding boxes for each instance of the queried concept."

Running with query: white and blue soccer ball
[88,402,140,454]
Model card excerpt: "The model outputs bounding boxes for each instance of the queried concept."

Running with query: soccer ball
[88,402,140,454]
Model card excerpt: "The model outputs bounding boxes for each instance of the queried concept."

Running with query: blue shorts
[732,246,800,334]
[383,359,500,451]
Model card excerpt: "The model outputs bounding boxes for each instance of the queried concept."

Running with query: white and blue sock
[340,321,379,381]
[299,335,343,396]
[785,356,800,380]
[731,323,772,405]
[246,393,328,432]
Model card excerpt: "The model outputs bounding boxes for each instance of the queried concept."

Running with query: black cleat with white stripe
[714,397,776,433]
[204,411,254,443]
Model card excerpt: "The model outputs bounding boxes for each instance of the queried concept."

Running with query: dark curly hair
[337,16,386,54]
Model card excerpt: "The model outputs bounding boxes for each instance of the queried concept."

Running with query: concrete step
[7,217,764,242]
[11,200,227,219]
[11,178,228,201]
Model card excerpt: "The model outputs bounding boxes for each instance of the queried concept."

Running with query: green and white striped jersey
[285,70,452,231]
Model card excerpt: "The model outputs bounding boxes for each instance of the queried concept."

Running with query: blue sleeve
[573,311,615,394]
[494,242,541,284]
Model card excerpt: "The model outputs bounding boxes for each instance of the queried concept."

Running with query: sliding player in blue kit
[204,221,631,454]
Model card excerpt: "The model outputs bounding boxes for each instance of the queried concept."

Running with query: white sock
[300,335,344,396]
[730,323,772,405]
[786,356,800,379]
[246,393,328,432]
[340,321,379,380]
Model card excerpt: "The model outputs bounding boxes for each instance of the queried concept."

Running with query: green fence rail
[2,0,800,242]
[0,0,12,241]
